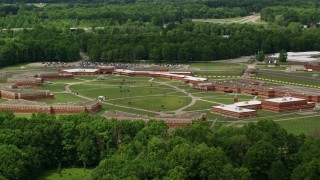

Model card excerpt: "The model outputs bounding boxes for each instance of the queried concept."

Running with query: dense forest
[0,1,319,65]
[1,21,320,65]
[0,111,320,179]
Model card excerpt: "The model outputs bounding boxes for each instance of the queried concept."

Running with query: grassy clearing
[276,116,320,135]
[253,75,320,87]
[36,93,86,104]
[190,62,245,71]
[108,93,191,112]
[185,100,218,111]
[71,84,175,100]
[39,168,93,180]
[98,104,156,117]
[192,17,244,23]
[29,83,66,92]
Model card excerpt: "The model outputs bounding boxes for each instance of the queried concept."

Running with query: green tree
[244,140,279,180]
[0,145,27,180]
[268,160,290,180]
[279,49,288,63]
[256,50,265,62]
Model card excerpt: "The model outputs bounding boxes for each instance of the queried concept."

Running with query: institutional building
[0,89,54,100]
[35,72,74,80]
[112,69,208,84]
[104,111,206,127]
[59,66,115,75]
[211,104,258,119]
[7,76,42,86]
[261,97,316,113]
[194,80,320,103]
[211,96,316,118]
[0,99,102,114]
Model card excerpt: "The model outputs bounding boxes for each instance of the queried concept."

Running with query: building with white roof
[211,104,257,118]
[269,51,320,63]
[261,97,315,113]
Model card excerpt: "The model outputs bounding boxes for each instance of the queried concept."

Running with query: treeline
[2,22,320,64]
[0,3,247,29]
[0,28,79,66]
[81,22,320,62]
[0,111,320,179]
[261,7,320,26]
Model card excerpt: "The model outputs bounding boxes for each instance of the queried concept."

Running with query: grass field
[276,116,320,135]
[36,93,86,104]
[190,62,246,71]
[192,17,244,23]
[185,100,218,111]
[253,74,320,87]
[39,168,93,180]
[108,93,191,112]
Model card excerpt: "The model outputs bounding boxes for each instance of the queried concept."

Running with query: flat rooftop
[62,69,98,73]
[263,97,305,103]
[269,51,320,63]
[234,100,261,107]
[213,105,256,113]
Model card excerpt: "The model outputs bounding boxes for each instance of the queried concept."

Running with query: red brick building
[261,97,316,113]
[36,72,74,80]
[211,105,258,119]
[103,111,205,127]
[304,64,320,71]
[194,80,320,103]
[0,89,54,100]
[113,69,208,84]
[7,76,42,87]
[0,99,102,114]
[60,69,99,75]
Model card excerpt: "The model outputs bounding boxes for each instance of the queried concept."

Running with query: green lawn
[185,100,218,111]
[190,62,246,71]
[192,17,244,23]
[276,116,320,135]
[36,93,86,104]
[71,84,176,100]
[39,168,93,180]
[108,93,191,112]
[99,104,156,117]
[253,75,320,87]
[28,83,66,92]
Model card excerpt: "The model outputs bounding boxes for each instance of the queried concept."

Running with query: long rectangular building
[104,111,205,127]
[211,104,258,119]
[0,99,102,114]
[261,97,315,113]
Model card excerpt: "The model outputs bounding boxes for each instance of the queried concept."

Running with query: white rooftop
[213,104,256,113]
[269,51,320,63]
[114,69,207,82]
[234,100,261,107]
[63,69,98,73]
[264,97,305,103]
[184,77,208,81]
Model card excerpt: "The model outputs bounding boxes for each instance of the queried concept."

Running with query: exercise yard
[0,60,319,136]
